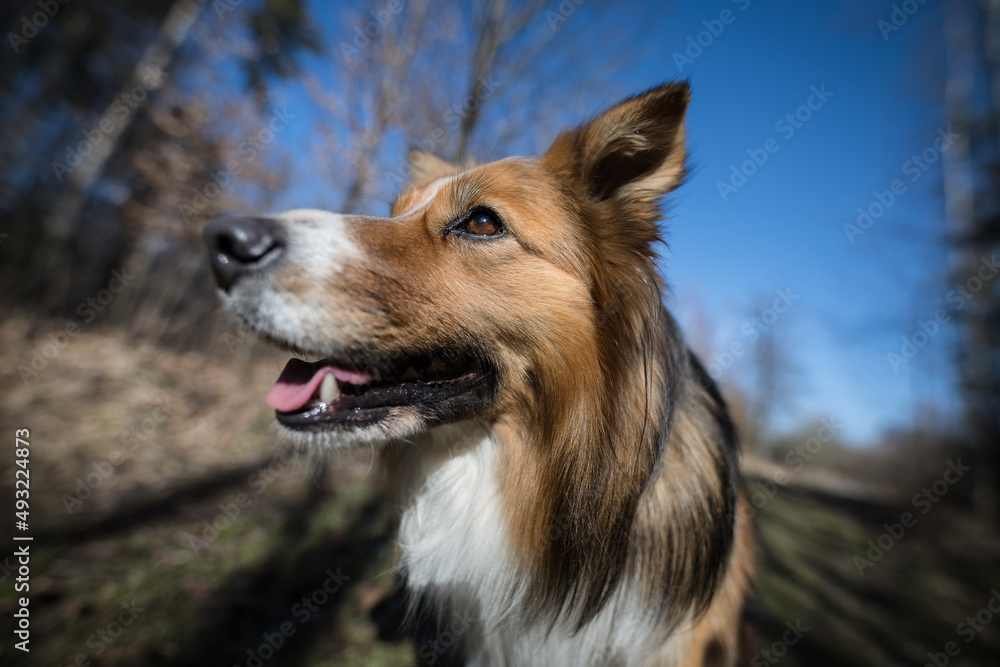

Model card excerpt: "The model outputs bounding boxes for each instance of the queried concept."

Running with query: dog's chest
[395,423,522,604]
[391,423,684,666]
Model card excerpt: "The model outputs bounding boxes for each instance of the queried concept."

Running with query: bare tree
[308,0,622,216]
[942,0,1000,519]
[37,0,205,310]
[0,0,320,342]
[747,300,800,446]
[325,0,433,214]
[450,0,556,162]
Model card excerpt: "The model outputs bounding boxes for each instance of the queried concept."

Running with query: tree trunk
[39,0,205,307]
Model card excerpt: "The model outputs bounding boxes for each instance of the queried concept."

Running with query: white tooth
[402,366,420,381]
[320,374,340,403]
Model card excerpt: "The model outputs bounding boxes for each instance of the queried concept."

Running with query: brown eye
[457,208,504,237]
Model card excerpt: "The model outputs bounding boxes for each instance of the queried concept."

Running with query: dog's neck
[378,305,737,634]
[384,422,520,615]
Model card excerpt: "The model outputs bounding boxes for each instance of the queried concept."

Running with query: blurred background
[0,0,998,664]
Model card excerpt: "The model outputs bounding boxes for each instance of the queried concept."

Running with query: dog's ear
[541,82,690,203]
[408,150,458,189]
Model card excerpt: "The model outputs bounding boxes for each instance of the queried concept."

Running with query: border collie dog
[205,82,755,666]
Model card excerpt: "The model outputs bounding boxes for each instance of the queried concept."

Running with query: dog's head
[205,83,690,450]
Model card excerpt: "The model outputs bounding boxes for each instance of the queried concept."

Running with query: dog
[204,82,755,666]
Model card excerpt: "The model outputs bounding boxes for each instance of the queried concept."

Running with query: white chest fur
[392,422,690,666]
[396,423,524,616]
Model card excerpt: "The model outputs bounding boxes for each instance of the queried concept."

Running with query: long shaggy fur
[214,82,756,666]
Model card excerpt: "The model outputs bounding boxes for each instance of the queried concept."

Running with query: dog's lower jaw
[272,406,428,451]
[384,421,703,667]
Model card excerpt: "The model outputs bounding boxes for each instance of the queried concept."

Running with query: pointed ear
[541,82,690,202]
[408,150,459,189]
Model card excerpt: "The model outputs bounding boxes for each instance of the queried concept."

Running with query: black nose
[204,215,284,291]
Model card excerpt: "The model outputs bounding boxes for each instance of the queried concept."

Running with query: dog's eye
[455,208,504,238]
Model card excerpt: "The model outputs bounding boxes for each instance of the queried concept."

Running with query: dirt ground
[1,318,998,666]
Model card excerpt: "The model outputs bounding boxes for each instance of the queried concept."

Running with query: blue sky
[250,0,954,445]
[640,0,954,443]
[625,0,955,443]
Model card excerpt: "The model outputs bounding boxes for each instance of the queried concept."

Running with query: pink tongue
[266,358,374,412]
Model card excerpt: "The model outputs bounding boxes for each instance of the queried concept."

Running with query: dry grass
[1,317,998,666]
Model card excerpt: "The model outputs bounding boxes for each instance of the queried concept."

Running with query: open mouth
[267,351,493,431]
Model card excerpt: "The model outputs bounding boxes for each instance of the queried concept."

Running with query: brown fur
[374,83,754,661]
[381,84,753,663]
[230,82,756,664]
